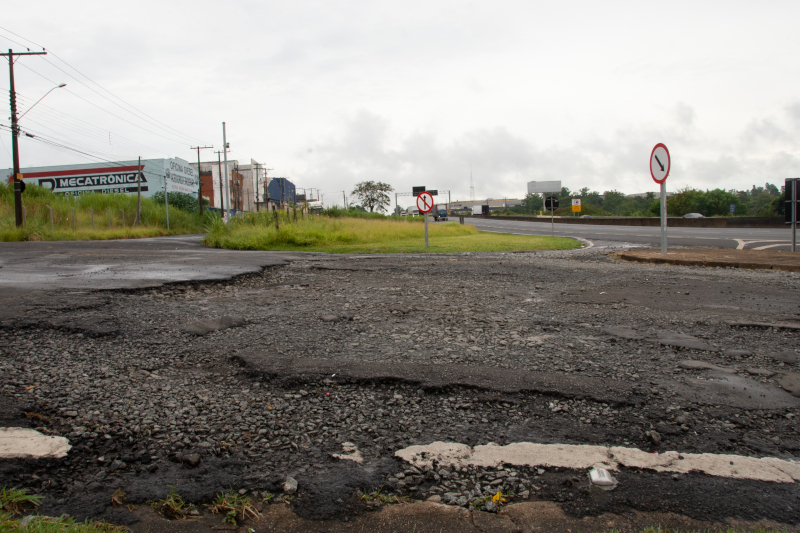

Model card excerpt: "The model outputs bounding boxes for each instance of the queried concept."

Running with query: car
[580,215,592,219]
[682,213,705,218]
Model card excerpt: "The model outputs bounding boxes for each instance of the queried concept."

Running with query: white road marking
[396,441,800,484]
[753,243,791,250]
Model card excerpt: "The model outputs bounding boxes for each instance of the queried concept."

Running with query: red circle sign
[650,143,671,184]
[416,191,434,213]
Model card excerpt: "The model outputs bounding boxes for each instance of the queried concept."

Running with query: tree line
[506,183,786,217]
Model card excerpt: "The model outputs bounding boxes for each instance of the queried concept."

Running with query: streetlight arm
[18,83,66,121]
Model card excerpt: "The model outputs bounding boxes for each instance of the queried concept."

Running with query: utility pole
[343,191,347,209]
[191,145,213,215]
[3,48,48,227]
[136,156,142,225]
[214,150,224,214]
[222,122,231,222]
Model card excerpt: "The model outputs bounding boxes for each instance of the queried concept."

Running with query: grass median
[0,183,211,241]
[203,213,580,253]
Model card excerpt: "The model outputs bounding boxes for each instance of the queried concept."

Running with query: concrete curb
[614,249,800,272]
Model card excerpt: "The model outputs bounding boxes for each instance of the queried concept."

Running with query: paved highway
[464,217,796,250]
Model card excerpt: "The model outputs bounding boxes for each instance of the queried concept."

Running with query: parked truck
[472,205,482,215]
[432,205,448,221]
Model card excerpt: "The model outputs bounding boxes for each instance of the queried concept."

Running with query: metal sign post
[417,191,434,248]
[545,196,559,237]
[650,143,671,254]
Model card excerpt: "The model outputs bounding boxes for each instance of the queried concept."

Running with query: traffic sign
[545,197,559,210]
[730,204,735,213]
[428,190,438,196]
[572,199,581,212]
[650,143,670,184]
[412,186,426,195]
[416,191,434,213]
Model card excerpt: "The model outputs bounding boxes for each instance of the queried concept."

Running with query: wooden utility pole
[2,48,48,227]
[136,156,142,225]
[214,150,224,214]
[191,145,213,215]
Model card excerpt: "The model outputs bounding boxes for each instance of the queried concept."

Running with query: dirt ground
[1,245,799,530]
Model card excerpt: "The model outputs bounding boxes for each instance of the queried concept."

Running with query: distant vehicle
[472,205,483,215]
[580,215,592,219]
[683,213,704,218]
[433,206,448,221]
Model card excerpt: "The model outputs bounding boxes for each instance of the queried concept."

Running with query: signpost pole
[164,173,170,231]
[793,178,797,253]
[425,212,429,248]
[660,181,667,254]
[551,201,554,237]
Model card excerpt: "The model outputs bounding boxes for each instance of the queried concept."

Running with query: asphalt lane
[0,234,303,291]
[465,217,796,250]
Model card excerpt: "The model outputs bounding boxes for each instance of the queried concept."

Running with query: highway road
[464,217,796,250]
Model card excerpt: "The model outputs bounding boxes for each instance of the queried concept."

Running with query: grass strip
[0,183,212,242]
[203,214,580,253]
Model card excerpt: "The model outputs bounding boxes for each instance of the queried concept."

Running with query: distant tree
[521,193,543,214]
[351,181,393,212]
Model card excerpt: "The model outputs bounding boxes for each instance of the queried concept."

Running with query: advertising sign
[572,199,581,212]
[5,158,197,198]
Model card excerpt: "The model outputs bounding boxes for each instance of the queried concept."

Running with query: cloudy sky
[3,0,799,207]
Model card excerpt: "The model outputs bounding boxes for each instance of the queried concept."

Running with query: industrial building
[3,156,299,214]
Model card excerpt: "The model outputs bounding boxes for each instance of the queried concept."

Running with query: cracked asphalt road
[1,236,799,530]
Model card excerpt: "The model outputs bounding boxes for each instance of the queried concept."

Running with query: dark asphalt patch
[673,370,800,409]
[182,316,247,335]
[236,352,637,404]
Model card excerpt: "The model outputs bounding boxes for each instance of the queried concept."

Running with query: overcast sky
[3,1,800,207]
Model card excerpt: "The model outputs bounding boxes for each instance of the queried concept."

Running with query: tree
[521,193,542,214]
[351,181,394,212]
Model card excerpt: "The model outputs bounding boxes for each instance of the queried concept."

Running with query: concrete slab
[0,427,71,459]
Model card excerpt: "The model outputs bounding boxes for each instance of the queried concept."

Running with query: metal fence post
[69,207,75,230]
[45,204,53,231]
[106,208,111,228]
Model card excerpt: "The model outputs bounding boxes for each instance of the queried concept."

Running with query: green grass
[0,513,128,533]
[0,487,42,515]
[0,183,214,241]
[203,214,580,253]
[207,490,260,525]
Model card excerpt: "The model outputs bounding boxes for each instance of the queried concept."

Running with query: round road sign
[650,143,670,184]
[416,191,434,213]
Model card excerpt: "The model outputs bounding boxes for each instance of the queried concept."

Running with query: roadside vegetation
[203,211,580,253]
[497,183,786,218]
[1,487,125,533]
[0,183,215,241]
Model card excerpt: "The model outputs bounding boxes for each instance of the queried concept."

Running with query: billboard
[3,158,198,197]
[527,180,562,194]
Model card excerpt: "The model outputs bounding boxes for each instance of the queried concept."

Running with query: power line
[0,28,210,145]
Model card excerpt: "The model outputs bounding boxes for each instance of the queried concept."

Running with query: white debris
[395,441,800,484]
[0,428,71,459]
[588,467,618,490]
[331,441,363,463]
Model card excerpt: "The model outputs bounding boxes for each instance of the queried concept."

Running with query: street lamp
[9,81,66,228]
[19,83,66,120]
